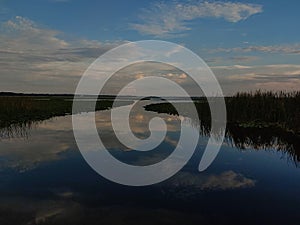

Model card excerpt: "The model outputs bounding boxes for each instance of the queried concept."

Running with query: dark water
[0,100,300,225]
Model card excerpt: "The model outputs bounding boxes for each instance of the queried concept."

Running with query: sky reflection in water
[0,100,300,225]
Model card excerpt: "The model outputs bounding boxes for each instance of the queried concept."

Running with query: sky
[0,0,300,95]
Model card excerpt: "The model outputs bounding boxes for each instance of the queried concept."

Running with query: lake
[0,100,300,225]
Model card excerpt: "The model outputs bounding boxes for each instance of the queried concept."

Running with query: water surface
[0,100,299,225]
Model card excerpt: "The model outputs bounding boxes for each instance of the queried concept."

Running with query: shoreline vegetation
[144,91,300,135]
[0,91,299,163]
[0,95,133,130]
[0,91,299,134]
[144,91,300,164]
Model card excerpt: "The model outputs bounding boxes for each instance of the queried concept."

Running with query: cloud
[229,56,259,62]
[213,44,300,54]
[96,61,199,96]
[213,65,252,69]
[2,16,69,49]
[131,1,263,37]
[201,170,256,190]
[166,170,256,191]
[0,16,123,93]
[212,64,300,94]
[1,16,298,95]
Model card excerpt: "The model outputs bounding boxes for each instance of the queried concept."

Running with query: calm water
[0,100,300,225]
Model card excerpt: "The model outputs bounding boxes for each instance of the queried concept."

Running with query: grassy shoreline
[1,91,299,134]
[1,91,299,163]
[0,96,133,129]
[144,91,300,135]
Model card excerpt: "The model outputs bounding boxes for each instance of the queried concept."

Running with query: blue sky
[1,0,300,94]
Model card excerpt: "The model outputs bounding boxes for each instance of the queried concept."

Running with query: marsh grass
[227,91,300,134]
[0,96,132,129]
[145,91,300,134]
[0,97,70,127]
[145,91,300,164]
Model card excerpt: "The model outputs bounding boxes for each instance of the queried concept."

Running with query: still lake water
[0,100,300,225]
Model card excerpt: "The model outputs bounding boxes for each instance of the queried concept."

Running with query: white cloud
[131,1,263,37]
[2,16,299,95]
[213,44,300,54]
[212,64,300,94]
[212,65,252,69]
[0,16,124,93]
[229,56,259,62]
[2,16,69,50]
